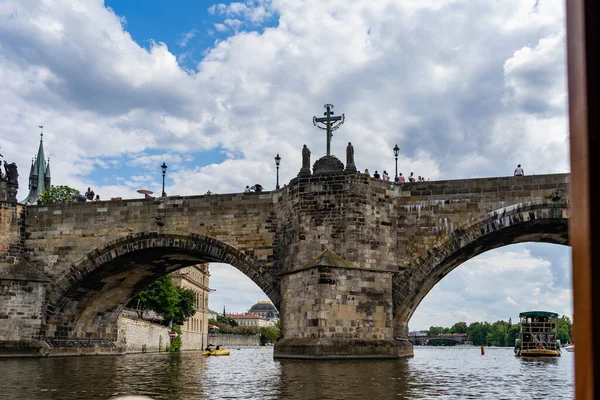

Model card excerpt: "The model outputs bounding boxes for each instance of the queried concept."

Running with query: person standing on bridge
[514,164,524,176]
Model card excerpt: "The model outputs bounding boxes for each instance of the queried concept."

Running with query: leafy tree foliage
[557,315,572,344]
[167,325,182,352]
[428,326,446,336]
[132,275,197,326]
[208,318,259,335]
[260,326,281,344]
[450,322,468,334]
[216,314,238,327]
[39,185,80,204]
[426,316,573,347]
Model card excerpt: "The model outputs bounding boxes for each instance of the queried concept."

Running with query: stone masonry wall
[208,333,260,347]
[281,267,394,340]
[0,172,570,353]
[0,182,7,203]
[180,331,207,351]
[390,173,570,268]
[116,315,171,353]
[0,202,24,264]
[277,174,398,273]
[0,279,45,341]
[24,192,277,284]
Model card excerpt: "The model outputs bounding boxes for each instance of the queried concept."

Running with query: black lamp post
[161,162,167,197]
[393,144,400,180]
[274,153,281,190]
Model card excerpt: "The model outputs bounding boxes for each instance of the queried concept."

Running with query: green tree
[489,320,509,346]
[557,315,572,344]
[428,326,445,336]
[39,185,80,204]
[260,326,281,344]
[508,324,521,347]
[468,322,487,346]
[132,275,196,326]
[451,322,468,334]
[216,314,238,327]
[167,325,182,352]
[171,288,197,326]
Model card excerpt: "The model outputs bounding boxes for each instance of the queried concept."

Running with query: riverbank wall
[117,315,171,353]
[180,331,207,351]
[208,333,261,347]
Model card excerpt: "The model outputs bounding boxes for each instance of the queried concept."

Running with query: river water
[0,346,574,399]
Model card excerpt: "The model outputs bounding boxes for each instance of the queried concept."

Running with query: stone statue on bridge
[298,144,311,177]
[345,142,356,173]
[3,161,18,186]
[2,160,18,203]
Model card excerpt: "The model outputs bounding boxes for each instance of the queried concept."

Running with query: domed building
[248,301,279,318]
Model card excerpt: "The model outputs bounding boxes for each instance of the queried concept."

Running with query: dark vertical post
[161,162,167,197]
[566,1,599,398]
[275,154,281,190]
[393,144,399,181]
[326,105,332,156]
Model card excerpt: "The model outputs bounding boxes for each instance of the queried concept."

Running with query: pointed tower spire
[28,158,35,190]
[44,157,51,187]
[21,127,50,204]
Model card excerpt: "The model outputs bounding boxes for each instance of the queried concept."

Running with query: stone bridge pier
[274,172,412,359]
[0,168,569,358]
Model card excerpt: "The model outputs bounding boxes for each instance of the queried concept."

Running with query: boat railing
[521,322,556,333]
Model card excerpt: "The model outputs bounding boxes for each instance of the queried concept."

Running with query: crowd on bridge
[364,169,430,183]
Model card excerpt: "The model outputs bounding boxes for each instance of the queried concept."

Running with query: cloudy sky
[0,0,572,329]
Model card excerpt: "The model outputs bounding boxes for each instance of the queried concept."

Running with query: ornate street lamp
[161,162,167,197]
[274,153,281,190]
[393,144,400,180]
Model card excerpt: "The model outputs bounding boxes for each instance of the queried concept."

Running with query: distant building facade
[248,301,279,318]
[172,264,210,350]
[226,313,272,327]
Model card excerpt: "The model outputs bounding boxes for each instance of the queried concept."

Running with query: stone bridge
[0,171,569,358]
[408,334,468,345]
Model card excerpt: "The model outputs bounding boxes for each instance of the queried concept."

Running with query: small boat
[202,348,230,356]
[514,311,561,357]
[563,344,574,352]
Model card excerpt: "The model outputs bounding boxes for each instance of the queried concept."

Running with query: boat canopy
[519,311,558,317]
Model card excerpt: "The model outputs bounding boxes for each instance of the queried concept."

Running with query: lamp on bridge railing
[393,144,400,181]
[161,162,167,197]
[274,153,281,190]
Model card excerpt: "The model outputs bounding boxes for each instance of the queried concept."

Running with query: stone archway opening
[42,233,279,345]
[394,201,569,337]
[408,242,572,337]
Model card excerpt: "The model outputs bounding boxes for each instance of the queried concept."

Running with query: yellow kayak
[202,349,230,356]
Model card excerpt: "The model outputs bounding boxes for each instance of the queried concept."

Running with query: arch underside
[43,234,279,341]
[394,202,569,328]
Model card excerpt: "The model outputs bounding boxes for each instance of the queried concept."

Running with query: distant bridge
[409,334,469,345]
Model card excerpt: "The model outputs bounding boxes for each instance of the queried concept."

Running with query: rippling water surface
[0,346,574,399]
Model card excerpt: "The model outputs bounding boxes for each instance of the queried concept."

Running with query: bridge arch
[43,232,280,341]
[394,200,569,334]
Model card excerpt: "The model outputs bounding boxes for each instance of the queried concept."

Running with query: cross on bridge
[313,104,345,156]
